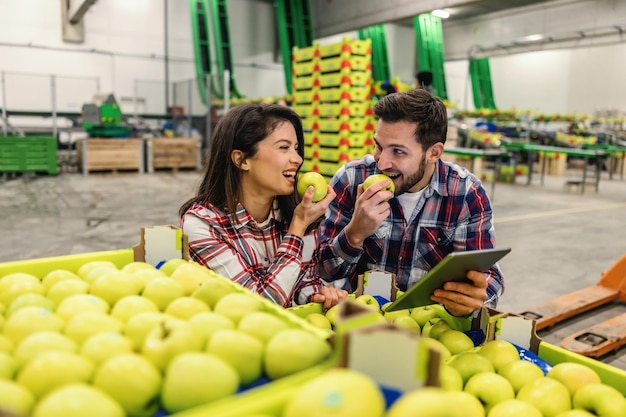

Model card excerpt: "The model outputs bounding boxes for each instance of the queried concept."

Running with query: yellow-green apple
[161,352,239,413]
[355,294,380,312]
[0,280,45,307]
[438,330,475,355]
[388,387,482,417]
[410,305,439,327]
[16,351,94,399]
[297,172,328,202]
[479,339,520,372]
[516,377,571,417]
[93,353,162,417]
[79,332,134,365]
[213,292,263,324]
[572,383,626,417]
[0,335,14,354]
[0,273,40,292]
[264,329,331,380]
[419,337,452,362]
[464,372,515,413]
[131,268,167,288]
[158,258,189,277]
[141,277,186,311]
[89,271,143,305]
[547,362,601,397]
[423,318,452,339]
[449,352,495,385]
[393,315,421,333]
[123,312,167,351]
[110,295,159,323]
[553,411,596,417]
[3,306,65,344]
[14,331,77,370]
[121,261,156,274]
[447,391,487,417]
[170,263,212,295]
[362,173,395,194]
[192,276,239,309]
[383,308,411,322]
[0,379,35,416]
[31,383,124,417]
[55,294,110,320]
[497,359,544,393]
[164,296,210,320]
[187,312,235,346]
[142,318,204,371]
[305,312,332,331]
[41,269,81,290]
[206,329,264,385]
[0,351,16,379]
[488,399,542,417]
[64,312,123,344]
[45,279,89,305]
[439,363,464,391]
[76,260,118,280]
[237,311,290,343]
[283,368,385,417]
[7,293,56,317]
[324,303,342,327]
[83,264,120,285]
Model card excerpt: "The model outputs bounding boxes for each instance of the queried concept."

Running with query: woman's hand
[288,185,336,237]
[310,286,349,311]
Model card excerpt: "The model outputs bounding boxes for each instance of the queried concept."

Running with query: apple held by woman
[297,172,328,202]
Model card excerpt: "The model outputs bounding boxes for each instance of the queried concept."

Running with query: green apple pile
[0,259,332,416]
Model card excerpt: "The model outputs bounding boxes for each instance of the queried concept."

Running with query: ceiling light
[431,9,450,19]
[524,34,544,42]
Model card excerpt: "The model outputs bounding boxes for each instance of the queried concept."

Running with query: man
[318,89,504,317]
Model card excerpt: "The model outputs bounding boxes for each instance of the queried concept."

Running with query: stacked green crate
[296,37,376,181]
[0,135,58,175]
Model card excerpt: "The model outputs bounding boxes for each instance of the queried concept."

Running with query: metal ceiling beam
[69,0,97,24]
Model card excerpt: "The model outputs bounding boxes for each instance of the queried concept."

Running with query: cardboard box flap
[132,225,189,267]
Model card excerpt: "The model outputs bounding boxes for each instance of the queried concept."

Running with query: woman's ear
[231,150,248,170]
[428,143,444,162]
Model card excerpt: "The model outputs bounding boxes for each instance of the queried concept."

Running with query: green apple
[93,353,162,417]
[393,315,421,333]
[45,279,89,305]
[131,268,167,288]
[237,311,290,343]
[0,273,40,292]
[89,270,143,305]
[553,410,596,417]
[192,276,239,309]
[213,292,263,324]
[3,306,65,344]
[41,269,81,290]
[158,258,190,277]
[16,351,94,399]
[83,264,120,285]
[64,312,123,344]
[305,312,332,331]
[355,294,381,312]
[478,339,520,372]
[324,303,342,326]
[79,332,134,365]
[297,172,328,202]
[141,277,187,311]
[0,334,14,354]
[121,261,156,274]
[547,362,601,397]
[383,308,411,322]
[55,293,110,320]
[14,331,77,370]
[464,372,515,413]
[0,279,45,307]
[0,379,35,416]
[410,305,439,327]
[423,318,452,339]
[31,383,124,417]
[188,312,235,346]
[438,330,474,355]
[206,329,264,385]
[362,173,395,194]
[487,399,542,417]
[572,383,626,417]
[123,312,167,351]
[283,368,385,417]
[76,260,118,279]
[419,337,452,362]
[161,352,239,413]
[446,391,486,417]
[142,318,204,370]
[0,351,16,379]
[439,363,464,391]
[497,359,544,393]
[7,293,56,317]
[110,295,159,323]
[388,387,482,417]
[164,296,211,320]
[170,262,212,295]
[264,329,331,380]
[517,377,571,417]
[449,352,495,385]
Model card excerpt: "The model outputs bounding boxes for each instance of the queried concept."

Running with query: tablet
[384,247,511,312]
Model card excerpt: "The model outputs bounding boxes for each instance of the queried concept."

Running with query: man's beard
[394,153,427,196]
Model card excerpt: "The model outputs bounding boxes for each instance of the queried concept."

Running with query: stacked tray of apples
[0,259,332,416]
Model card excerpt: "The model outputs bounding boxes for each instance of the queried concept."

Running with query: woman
[180,103,347,309]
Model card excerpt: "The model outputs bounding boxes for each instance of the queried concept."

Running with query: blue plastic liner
[513,343,553,375]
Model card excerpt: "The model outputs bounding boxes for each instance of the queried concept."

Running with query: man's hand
[344,180,393,247]
[310,286,349,311]
[430,270,488,317]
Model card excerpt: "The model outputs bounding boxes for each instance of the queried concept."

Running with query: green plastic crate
[0,135,58,175]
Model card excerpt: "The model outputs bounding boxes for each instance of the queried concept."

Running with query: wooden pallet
[77,138,144,174]
[145,137,201,173]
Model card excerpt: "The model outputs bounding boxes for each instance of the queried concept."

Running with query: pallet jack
[518,254,626,358]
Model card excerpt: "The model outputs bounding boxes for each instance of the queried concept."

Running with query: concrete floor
[1,167,625,370]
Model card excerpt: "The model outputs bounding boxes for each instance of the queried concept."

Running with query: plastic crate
[0,135,58,175]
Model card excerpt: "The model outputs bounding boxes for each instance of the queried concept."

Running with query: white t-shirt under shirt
[396,188,426,223]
